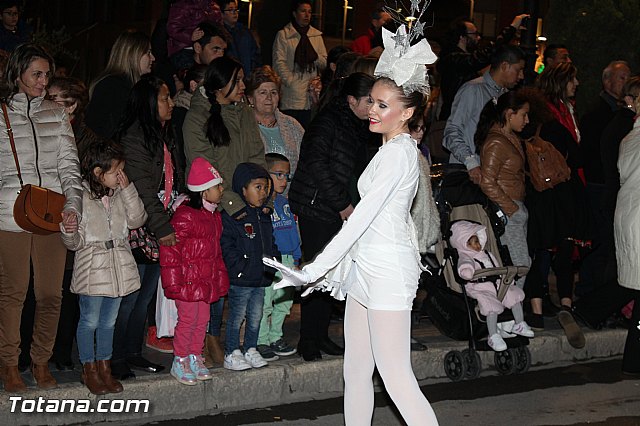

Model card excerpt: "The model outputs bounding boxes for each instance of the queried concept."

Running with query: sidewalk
[0,298,627,426]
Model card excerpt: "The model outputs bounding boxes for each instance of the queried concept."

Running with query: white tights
[343,297,439,426]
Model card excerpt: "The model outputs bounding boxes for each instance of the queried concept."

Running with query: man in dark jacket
[437,14,528,121]
[578,60,630,294]
[220,0,261,77]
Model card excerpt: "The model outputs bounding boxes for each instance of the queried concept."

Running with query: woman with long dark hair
[182,55,268,367]
[111,74,183,379]
[288,72,374,361]
[524,63,588,348]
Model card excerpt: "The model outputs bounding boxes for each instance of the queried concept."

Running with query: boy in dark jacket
[220,162,279,371]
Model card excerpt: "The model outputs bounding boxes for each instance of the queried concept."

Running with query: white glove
[262,257,311,289]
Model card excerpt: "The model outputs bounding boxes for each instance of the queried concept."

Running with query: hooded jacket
[0,92,82,232]
[449,221,499,281]
[220,162,279,287]
[160,201,230,303]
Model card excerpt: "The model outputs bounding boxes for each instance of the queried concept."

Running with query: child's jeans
[174,300,210,358]
[225,286,265,354]
[77,295,122,364]
[208,297,225,336]
[258,254,295,346]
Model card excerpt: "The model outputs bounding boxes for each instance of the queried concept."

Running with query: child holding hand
[62,141,147,395]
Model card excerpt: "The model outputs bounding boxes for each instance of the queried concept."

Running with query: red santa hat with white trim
[187,157,223,191]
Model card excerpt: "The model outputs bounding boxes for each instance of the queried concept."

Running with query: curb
[0,328,626,425]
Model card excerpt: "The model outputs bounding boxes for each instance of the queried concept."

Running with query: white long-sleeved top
[303,133,421,310]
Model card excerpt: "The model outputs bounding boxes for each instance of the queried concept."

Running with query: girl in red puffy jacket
[160,157,230,385]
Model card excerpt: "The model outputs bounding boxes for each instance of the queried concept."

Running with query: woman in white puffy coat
[0,43,82,392]
[614,94,640,375]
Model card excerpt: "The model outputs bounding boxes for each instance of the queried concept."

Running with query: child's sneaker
[487,333,507,352]
[170,356,197,385]
[223,350,252,371]
[270,339,297,356]
[257,344,279,361]
[512,321,535,338]
[244,347,268,368]
[188,354,212,381]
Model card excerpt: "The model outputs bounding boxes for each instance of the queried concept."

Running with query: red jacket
[350,29,374,55]
[160,204,229,303]
[167,0,222,57]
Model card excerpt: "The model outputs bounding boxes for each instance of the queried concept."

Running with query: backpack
[525,125,571,192]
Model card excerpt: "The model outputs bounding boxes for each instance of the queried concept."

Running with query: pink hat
[187,157,223,191]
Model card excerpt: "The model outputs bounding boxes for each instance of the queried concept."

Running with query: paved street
[152,358,640,426]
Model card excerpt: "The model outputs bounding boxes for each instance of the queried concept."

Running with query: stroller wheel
[513,346,531,374]
[443,350,467,382]
[462,349,482,380]
[494,348,517,375]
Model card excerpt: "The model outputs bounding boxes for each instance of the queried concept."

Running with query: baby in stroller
[450,220,534,351]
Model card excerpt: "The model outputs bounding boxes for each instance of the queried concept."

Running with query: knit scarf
[292,21,318,73]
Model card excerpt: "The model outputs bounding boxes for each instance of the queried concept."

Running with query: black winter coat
[288,97,370,223]
[86,74,133,139]
[579,92,619,184]
[120,121,185,240]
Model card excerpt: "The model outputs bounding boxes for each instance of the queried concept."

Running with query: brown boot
[81,362,108,395]
[206,334,224,365]
[1,365,26,393]
[202,337,214,369]
[97,360,123,393]
[31,363,57,390]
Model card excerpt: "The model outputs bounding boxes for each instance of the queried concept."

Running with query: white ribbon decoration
[374,26,438,95]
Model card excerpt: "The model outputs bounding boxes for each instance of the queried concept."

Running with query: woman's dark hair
[3,43,55,100]
[81,139,126,199]
[114,74,172,153]
[290,0,312,15]
[474,90,529,149]
[47,76,89,122]
[318,71,374,112]
[320,46,351,90]
[183,63,207,93]
[185,189,204,209]
[536,62,578,106]
[203,56,243,147]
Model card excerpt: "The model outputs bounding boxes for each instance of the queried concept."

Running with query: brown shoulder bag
[3,103,66,234]
[525,125,571,192]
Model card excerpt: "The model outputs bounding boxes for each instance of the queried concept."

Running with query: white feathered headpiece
[374,1,438,96]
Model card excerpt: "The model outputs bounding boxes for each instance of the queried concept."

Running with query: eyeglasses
[269,171,292,182]
[2,11,18,17]
[466,31,480,36]
[224,9,239,14]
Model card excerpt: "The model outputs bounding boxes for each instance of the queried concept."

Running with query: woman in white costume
[265,9,439,424]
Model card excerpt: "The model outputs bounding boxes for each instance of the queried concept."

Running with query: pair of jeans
[77,295,122,364]
[258,255,295,345]
[208,297,225,336]
[224,286,265,354]
[173,300,209,357]
[112,263,160,361]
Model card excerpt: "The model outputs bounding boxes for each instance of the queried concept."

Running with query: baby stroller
[422,164,531,381]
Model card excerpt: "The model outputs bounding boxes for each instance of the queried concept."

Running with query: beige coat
[0,93,82,232]
[62,182,147,297]
[272,22,327,111]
